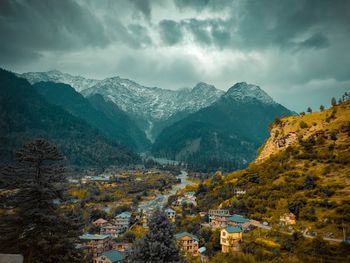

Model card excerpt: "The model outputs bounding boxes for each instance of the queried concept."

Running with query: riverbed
[137,170,191,212]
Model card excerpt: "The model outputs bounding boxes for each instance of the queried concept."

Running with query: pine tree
[319,105,325,112]
[0,139,83,263]
[307,107,312,114]
[130,208,183,263]
[331,97,337,107]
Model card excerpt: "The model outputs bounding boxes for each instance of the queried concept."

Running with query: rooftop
[224,226,243,233]
[93,218,108,224]
[165,208,175,213]
[101,250,124,262]
[116,211,131,218]
[79,233,110,240]
[175,232,199,241]
[198,247,206,253]
[228,214,250,223]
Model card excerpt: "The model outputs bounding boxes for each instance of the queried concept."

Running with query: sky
[1,0,350,112]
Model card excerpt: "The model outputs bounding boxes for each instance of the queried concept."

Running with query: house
[210,216,230,228]
[220,226,243,253]
[228,214,251,230]
[165,208,176,222]
[198,247,208,262]
[280,213,296,226]
[100,224,119,238]
[93,218,108,227]
[175,232,199,256]
[93,250,125,263]
[79,234,111,257]
[112,243,132,252]
[233,188,246,197]
[114,212,131,234]
[208,209,231,227]
[173,196,197,207]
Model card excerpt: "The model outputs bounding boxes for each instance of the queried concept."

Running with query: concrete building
[79,234,111,258]
[165,208,176,222]
[175,232,199,256]
[220,226,243,253]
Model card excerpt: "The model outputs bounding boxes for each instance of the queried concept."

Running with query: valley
[1,68,349,263]
[17,70,294,172]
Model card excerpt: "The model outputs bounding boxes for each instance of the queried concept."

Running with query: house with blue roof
[93,250,125,263]
[220,226,243,253]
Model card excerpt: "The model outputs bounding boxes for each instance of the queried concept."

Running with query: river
[137,170,191,213]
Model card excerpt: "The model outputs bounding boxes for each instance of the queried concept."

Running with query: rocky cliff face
[256,100,350,163]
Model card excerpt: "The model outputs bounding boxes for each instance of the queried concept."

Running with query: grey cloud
[159,20,183,45]
[298,33,330,50]
[0,0,109,64]
[167,0,349,52]
[129,0,152,20]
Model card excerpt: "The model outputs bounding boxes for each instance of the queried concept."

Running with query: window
[222,231,226,236]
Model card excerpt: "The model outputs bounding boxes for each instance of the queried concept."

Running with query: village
[74,170,302,263]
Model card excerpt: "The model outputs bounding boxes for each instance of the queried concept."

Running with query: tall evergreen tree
[0,139,83,263]
[130,208,183,263]
[331,97,337,107]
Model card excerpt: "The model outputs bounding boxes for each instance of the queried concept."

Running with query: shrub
[300,121,308,129]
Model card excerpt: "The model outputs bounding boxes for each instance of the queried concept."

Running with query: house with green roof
[175,232,199,256]
[220,226,243,253]
[93,250,125,263]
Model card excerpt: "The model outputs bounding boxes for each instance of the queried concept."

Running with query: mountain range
[17,70,294,170]
[0,69,139,167]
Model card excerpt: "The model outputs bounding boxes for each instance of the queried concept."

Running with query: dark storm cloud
[298,33,330,50]
[168,0,350,51]
[0,0,109,64]
[0,0,154,66]
[129,0,152,20]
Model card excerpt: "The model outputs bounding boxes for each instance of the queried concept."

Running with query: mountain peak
[192,82,218,93]
[224,82,275,104]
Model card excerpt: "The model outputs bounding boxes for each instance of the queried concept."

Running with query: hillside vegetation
[0,69,139,166]
[197,100,350,239]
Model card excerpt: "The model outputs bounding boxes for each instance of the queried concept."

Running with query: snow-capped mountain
[82,78,224,121]
[224,82,275,105]
[19,70,100,92]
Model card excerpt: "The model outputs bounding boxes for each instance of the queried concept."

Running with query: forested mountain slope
[0,69,139,166]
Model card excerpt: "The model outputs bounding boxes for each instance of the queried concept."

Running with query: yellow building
[220,226,243,253]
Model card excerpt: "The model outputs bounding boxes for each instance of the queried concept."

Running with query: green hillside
[152,93,293,172]
[197,99,350,237]
[0,69,139,166]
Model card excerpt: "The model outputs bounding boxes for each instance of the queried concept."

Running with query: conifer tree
[0,139,83,263]
[130,208,183,263]
[307,107,312,114]
[331,97,337,107]
[319,105,325,112]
